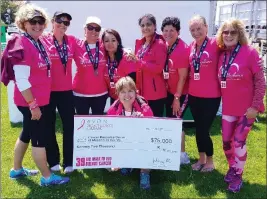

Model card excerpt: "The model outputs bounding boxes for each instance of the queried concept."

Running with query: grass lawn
[1,85,266,199]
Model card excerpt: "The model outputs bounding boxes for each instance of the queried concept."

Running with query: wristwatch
[174,92,181,100]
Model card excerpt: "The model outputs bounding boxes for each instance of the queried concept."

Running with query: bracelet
[28,99,39,110]
[174,92,181,98]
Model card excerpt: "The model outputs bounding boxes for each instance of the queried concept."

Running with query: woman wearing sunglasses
[41,11,76,174]
[216,18,265,193]
[188,15,264,174]
[72,16,108,115]
[7,4,69,186]
[102,29,137,104]
[132,14,167,117]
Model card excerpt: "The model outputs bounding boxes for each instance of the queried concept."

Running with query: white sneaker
[64,166,74,174]
[180,152,190,165]
[50,164,62,172]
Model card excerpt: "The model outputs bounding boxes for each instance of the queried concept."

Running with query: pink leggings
[222,115,255,174]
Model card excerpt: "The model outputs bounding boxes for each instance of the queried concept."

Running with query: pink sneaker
[227,173,243,193]
[224,167,235,183]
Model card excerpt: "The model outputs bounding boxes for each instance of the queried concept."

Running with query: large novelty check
[73,116,182,171]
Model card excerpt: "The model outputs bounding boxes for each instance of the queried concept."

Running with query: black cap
[30,10,45,20]
[53,11,72,20]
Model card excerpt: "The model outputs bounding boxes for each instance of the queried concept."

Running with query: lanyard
[23,33,50,77]
[85,41,99,72]
[192,37,208,73]
[107,57,117,83]
[164,38,179,72]
[221,43,241,81]
[137,34,158,59]
[53,35,68,74]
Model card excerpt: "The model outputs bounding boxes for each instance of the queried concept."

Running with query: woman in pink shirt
[102,29,137,104]
[41,11,75,174]
[7,4,69,186]
[188,15,221,172]
[161,16,191,165]
[73,16,108,115]
[216,18,265,193]
[134,14,167,117]
[107,76,153,190]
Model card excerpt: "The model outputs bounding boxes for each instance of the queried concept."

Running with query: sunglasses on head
[28,18,45,25]
[222,30,238,36]
[86,24,101,32]
[55,18,70,26]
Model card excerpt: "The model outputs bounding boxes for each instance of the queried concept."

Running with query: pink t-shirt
[167,38,189,95]
[14,36,51,106]
[188,37,221,98]
[218,45,262,116]
[41,34,75,91]
[73,39,108,95]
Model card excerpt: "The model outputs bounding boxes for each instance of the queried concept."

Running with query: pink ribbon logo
[77,119,85,130]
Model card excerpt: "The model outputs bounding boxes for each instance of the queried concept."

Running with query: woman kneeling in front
[107,76,153,190]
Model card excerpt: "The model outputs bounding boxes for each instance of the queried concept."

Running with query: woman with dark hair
[132,13,167,117]
[41,11,76,174]
[102,29,136,104]
[161,16,190,165]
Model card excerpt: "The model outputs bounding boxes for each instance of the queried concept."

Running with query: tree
[1,0,26,25]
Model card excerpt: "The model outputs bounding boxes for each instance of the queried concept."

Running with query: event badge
[163,72,169,80]
[221,81,226,88]
[110,82,115,88]
[94,70,98,76]
[194,73,200,80]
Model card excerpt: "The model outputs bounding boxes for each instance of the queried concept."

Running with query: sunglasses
[222,30,238,36]
[28,18,45,25]
[55,18,70,26]
[140,22,153,28]
[86,25,101,32]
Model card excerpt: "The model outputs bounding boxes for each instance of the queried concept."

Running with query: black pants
[188,95,221,157]
[74,94,108,115]
[148,98,166,117]
[165,92,188,128]
[46,90,75,168]
[18,105,49,147]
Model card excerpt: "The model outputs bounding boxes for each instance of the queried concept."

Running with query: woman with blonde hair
[107,76,153,190]
[4,4,69,186]
[187,15,221,172]
[216,18,265,193]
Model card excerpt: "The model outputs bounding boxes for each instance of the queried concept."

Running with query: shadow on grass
[11,163,267,199]
[15,170,99,199]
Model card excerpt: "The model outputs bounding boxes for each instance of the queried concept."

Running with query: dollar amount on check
[73,116,182,171]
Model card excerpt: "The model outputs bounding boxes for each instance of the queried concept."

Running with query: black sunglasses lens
[63,21,70,26]
[56,18,70,26]
[29,19,45,25]
[87,25,101,32]
[95,27,101,32]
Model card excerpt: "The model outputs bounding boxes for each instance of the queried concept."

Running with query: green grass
[1,85,266,199]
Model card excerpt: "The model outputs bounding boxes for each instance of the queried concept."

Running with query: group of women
[2,3,265,192]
